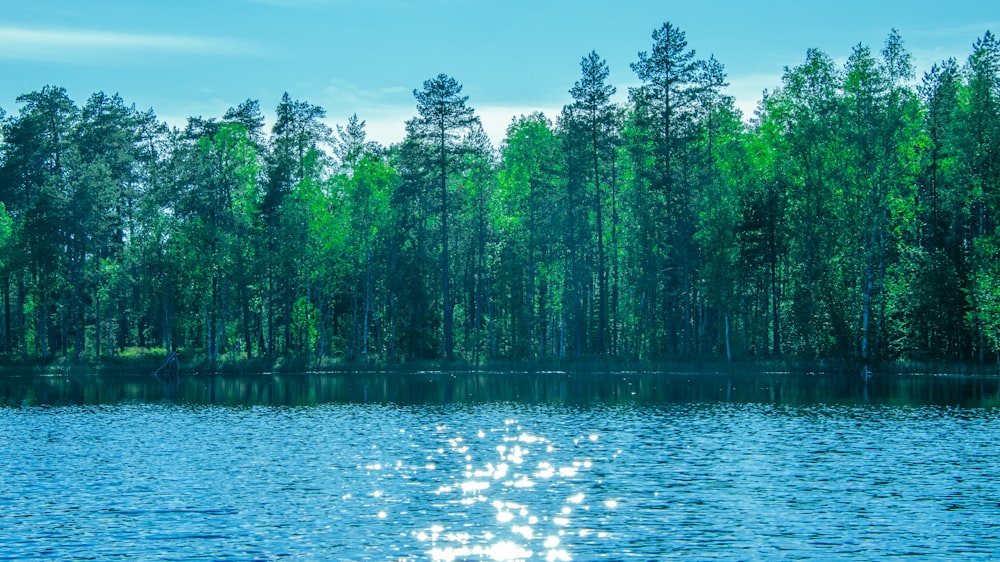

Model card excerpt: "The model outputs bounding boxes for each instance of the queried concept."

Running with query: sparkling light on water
[413,419,607,560]
[3,397,999,560]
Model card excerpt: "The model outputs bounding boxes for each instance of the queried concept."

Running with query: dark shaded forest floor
[1,349,997,377]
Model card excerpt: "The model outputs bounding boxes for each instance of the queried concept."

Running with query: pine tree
[406,74,479,361]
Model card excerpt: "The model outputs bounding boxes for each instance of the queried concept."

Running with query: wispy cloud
[322,81,410,106]
[474,104,565,146]
[321,104,554,149]
[318,78,569,147]
[0,26,247,62]
[725,72,783,119]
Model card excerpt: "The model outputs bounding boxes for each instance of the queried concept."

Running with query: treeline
[1,23,999,367]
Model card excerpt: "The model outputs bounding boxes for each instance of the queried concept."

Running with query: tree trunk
[364,251,372,361]
[440,127,454,361]
[725,311,732,362]
[2,273,9,354]
[163,296,171,352]
[594,121,607,355]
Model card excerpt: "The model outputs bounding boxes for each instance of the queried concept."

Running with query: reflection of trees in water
[4,372,1000,408]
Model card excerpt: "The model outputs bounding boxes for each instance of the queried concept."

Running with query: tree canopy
[2,24,999,370]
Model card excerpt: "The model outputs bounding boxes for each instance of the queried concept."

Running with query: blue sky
[2,0,997,146]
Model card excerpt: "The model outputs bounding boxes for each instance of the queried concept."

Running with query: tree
[406,74,479,361]
[334,113,380,171]
[0,86,79,359]
[264,93,331,356]
[496,113,564,359]
[0,200,12,354]
[733,117,788,358]
[223,99,266,150]
[456,122,496,363]
[628,22,705,357]
[834,32,924,364]
[691,55,745,360]
[963,31,1000,364]
[3,26,1000,369]
[568,51,617,354]
[918,59,962,250]
[157,118,261,361]
[332,116,393,361]
[764,48,846,358]
[66,92,150,358]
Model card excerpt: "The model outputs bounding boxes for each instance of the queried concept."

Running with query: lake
[2,370,999,559]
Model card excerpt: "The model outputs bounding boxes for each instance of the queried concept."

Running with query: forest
[1,23,999,369]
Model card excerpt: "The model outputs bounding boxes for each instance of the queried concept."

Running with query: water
[1,371,999,559]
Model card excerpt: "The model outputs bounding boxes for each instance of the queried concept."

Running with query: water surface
[1,371,998,559]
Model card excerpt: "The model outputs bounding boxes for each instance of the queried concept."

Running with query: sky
[1,0,997,147]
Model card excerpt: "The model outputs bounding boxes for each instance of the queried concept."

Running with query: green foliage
[972,238,1000,352]
[0,202,11,250]
[404,74,481,361]
[1,25,999,369]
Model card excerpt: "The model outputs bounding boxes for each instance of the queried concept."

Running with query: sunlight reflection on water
[415,419,605,561]
[2,399,999,559]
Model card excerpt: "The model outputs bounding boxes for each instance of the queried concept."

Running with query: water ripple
[1,402,998,559]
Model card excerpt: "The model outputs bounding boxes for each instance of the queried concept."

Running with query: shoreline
[1,351,997,378]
